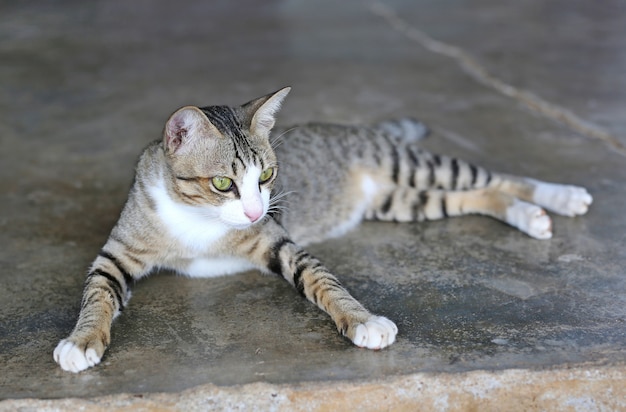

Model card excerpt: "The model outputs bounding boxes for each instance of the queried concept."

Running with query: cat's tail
[370,118,430,143]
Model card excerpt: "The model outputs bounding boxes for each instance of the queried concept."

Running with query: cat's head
[162,87,290,230]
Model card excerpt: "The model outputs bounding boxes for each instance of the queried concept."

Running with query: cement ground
[1,1,625,410]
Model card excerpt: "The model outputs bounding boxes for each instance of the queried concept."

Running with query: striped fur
[54,87,592,372]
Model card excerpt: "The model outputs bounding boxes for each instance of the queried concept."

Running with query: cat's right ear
[164,106,218,155]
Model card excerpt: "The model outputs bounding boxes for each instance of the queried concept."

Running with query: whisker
[267,207,287,216]
[271,189,296,199]
[271,140,284,149]
[270,190,296,206]
[268,203,288,211]
[270,126,300,149]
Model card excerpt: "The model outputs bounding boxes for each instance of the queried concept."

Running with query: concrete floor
[1,0,625,410]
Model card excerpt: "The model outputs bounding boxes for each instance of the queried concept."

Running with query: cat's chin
[226,222,253,231]
[222,218,264,231]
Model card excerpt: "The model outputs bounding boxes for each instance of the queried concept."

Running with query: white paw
[532,182,593,217]
[352,316,398,350]
[506,200,553,239]
[53,339,101,373]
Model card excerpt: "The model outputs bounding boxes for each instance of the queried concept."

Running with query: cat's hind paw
[506,200,553,239]
[351,315,398,350]
[532,182,593,217]
[53,339,102,373]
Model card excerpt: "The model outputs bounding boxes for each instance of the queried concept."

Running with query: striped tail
[371,117,430,143]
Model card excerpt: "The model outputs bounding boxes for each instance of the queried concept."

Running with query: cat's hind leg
[489,175,593,217]
[366,187,553,239]
[384,144,592,218]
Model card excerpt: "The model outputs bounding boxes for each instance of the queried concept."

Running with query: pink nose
[244,208,263,222]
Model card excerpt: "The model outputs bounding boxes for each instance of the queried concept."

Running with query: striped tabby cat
[54,87,592,372]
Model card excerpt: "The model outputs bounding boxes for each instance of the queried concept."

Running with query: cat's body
[54,88,592,372]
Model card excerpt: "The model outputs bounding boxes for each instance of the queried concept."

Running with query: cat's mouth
[217,197,268,230]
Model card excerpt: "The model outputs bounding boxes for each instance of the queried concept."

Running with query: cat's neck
[146,177,230,253]
[138,144,232,254]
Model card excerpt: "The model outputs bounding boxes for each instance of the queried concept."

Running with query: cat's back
[274,122,377,176]
[273,122,374,200]
[271,122,399,244]
[273,118,428,172]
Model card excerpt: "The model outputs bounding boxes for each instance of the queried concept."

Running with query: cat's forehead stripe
[200,105,258,164]
[199,105,272,171]
[199,106,241,136]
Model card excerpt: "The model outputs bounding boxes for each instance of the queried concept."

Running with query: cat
[54,87,592,372]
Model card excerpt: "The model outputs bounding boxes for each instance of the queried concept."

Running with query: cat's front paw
[53,339,104,373]
[533,182,593,217]
[351,315,398,350]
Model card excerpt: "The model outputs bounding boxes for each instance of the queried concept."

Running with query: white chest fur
[148,179,258,277]
[148,179,228,252]
[184,257,257,278]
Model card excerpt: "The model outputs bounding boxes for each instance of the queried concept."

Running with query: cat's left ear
[244,87,291,138]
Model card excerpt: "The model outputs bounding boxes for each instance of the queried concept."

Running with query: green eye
[211,176,233,192]
[259,167,274,183]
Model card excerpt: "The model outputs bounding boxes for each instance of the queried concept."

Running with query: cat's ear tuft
[164,106,209,154]
[246,87,291,138]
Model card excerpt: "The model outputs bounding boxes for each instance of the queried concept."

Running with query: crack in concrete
[370,1,626,157]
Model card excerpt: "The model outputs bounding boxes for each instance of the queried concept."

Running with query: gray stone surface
[1,0,624,404]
